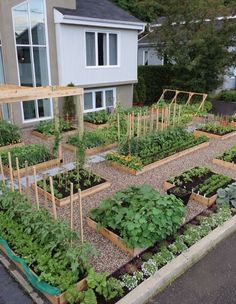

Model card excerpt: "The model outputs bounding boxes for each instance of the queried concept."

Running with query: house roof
[56,0,143,24]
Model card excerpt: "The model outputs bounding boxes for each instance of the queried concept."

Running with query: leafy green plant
[152,246,175,267]
[35,119,73,136]
[217,183,236,208]
[65,287,97,304]
[168,236,188,255]
[84,110,109,124]
[217,145,236,163]
[0,120,22,147]
[90,185,185,248]
[198,123,236,135]
[141,259,158,277]
[218,90,236,102]
[106,152,143,171]
[0,144,54,169]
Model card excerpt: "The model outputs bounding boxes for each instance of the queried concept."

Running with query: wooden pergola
[0,84,84,159]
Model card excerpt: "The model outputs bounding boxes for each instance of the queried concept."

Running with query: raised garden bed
[213,145,236,171]
[63,142,118,156]
[32,119,77,141]
[194,123,236,140]
[0,190,91,304]
[34,169,110,207]
[164,167,234,206]
[0,144,60,177]
[84,110,110,129]
[88,185,185,257]
[0,120,23,151]
[106,128,209,175]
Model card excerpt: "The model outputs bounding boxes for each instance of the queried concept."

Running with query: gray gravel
[19,129,236,274]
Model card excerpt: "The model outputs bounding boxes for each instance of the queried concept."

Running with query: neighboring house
[138,19,236,90]
[0,0,145,127]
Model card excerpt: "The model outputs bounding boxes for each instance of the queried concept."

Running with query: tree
[154,0,236,92]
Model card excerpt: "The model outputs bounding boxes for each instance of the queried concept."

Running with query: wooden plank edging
[108,142,210,176]
[213,158,236,171]
[32,129,78,141]
[84,121,108,129]
[194,130,236,140]
[86,217,145,257]
[63,142,118,156]
[0,142,24,152]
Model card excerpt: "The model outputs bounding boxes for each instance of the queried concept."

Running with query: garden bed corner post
[75,93,84,139]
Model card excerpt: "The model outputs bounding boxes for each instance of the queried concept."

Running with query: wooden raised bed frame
[194,130,236,140]
[0,142,24,152]
[164,181,217,207]
[0,244,86,304]
[84,121,108,129]
[3,158,61,178]
[33,178,111,207]
[32,129,77,141]
[63,142,118,156]
[86,217,145,257]
[108,141,209,176]
[213,158,236,171]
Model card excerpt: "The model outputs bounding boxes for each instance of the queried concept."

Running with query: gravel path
[20,129,236,274]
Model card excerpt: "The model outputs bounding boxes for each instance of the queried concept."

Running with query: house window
[84,88,116,112]
[143,50,149,65]
[86,31,118,67]
[12,0,52,123]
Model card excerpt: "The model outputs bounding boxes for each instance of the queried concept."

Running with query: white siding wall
[138,46,163,66]
[55,24,138,86]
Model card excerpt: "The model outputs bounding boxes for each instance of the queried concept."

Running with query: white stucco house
[0,0,145,127]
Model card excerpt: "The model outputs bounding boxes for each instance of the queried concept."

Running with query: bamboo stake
[150,108,154,132]
[8,152,14,192]
[33,167,39,211]
[16,157,22,194]
[117,112,120,141]
[143,112,146,135]
[49,176,57,220]
[165,107,169,128]
[78,189,84,244]
[132,112,135,137]
[156,108,159,130]
[127,113,130,138]
[43,175,48,209]
[137,113,140,137]
[161,108,164,131]
[25,161,30,198]
[129,114,132,139]
[168,104,171,125]
[0,155,6,188]
[173,102,177,126]
[70,183,74,231]
[178,104,182,125]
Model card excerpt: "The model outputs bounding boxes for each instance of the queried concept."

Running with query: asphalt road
[0,263,34,304]
[149,233,236,304]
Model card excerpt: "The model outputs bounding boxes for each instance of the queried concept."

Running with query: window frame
[84,87,116,113]
[85,29,120,68]
[12,0,53,124]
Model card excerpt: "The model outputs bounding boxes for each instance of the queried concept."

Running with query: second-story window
[86,31,118,67]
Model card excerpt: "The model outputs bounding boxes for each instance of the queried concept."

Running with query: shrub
[0,120,22,147]
[218,90,236,102]
[90,185,186,248]
[84,110,109,124]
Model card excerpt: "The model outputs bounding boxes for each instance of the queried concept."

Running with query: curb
[116,214,236,304]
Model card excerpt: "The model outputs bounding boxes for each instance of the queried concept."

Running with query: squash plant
[0,120,22,147]
[35,119,73,136]
[90,185,186,249]
[84,110,109,125]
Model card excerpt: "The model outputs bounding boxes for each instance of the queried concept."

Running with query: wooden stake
[137,113,140,137]
[178,104,181,124]
[150,108,154,132]
[132,112,135,137]
[173,102,177,126]
[78,189,84,244]
[0,155,6,188]
[117,112,120,141]
[25,161,30,197]
[70,183,74,231]
[156,108,159,130]
[16,158,22,194]
[43,175,48,209]
[129,114,132,139]
[143,112,146,135]
[8,152,14,192]
[33,167,39,211]
[161,108,164,131]
[49,176,57,220]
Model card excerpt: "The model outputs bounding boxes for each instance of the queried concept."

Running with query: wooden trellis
[157,89,208,110]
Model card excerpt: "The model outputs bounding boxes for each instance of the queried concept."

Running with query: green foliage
[63,83,76,117]
[106,153,143,171]
[133,74,147,104]
[35,119,72,136]
[117,127,208,167]
[84,110,110,125]
[124,106,150,116]
[217,182,236,208]
[86,269,124,300]
[217,90,236,102]
[90,185,185,248]
[152,246,175,267]
[154,0,236,92]
[0,189,93,291]
[0,144,54,169]
[65,287,97,304]
[217,145,236,162]
[199,123,236,135]
[168,236,188,255]
[0,120,22,147]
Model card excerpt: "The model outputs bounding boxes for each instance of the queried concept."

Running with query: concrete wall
[116,84,133,108]
[55,23,139,87]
